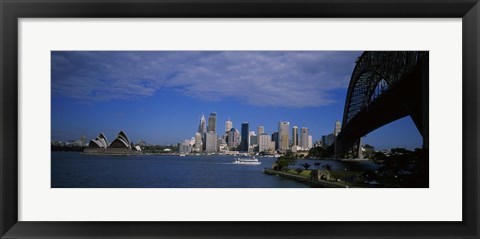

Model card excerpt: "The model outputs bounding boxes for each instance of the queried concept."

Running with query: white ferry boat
[233,157,262,165]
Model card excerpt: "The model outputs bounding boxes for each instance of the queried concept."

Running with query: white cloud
[52,51,360,107]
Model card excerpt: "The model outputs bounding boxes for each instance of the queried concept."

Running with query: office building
[278,121,290,151]
[225,117,233,133]
[194,132,202,152]
[292,126,298,146]
[249,131,257,146]
[308,135,313,149]
[327,133,335,147]
[198,113,206,136]
[300,127,309,149]
[227,128,240,149]
[205,131,217,153]
[257,126,264,136]
[271,132,279,150]
[334,121,341,137]
[259,133,275,153]
[240,122,249,151]
[322,133,335,147]
[207,112,217,133]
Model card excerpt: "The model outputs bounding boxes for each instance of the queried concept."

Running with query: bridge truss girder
[335,51,429,158]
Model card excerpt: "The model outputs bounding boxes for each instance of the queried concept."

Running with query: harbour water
[51,152,377,188]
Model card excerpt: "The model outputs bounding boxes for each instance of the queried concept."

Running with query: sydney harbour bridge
[333,51,429,158]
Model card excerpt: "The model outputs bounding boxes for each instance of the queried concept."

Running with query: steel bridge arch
[342,51,427,128]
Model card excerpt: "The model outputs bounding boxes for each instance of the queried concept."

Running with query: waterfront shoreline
[263,168,348,188]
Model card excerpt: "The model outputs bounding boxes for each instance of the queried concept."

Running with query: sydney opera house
[84,131,141,155]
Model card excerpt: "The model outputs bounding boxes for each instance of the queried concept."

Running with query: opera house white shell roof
[88,132,109,148]
[109,131,132,149]
[88,131,132,149]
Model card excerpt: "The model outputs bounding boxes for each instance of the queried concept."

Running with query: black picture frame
[1,0,478,238]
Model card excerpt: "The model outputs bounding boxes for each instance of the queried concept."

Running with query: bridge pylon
[334,137,362,159]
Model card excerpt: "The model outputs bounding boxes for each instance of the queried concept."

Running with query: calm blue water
[51,152,377,188]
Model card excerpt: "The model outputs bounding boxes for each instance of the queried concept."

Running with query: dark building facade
[207,112,217,133]
[271,132,279,150]
[240,122,249,152]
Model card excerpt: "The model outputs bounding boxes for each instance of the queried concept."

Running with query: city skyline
[51,51,422,150]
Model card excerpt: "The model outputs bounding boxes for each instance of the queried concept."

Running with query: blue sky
[51,51,422,150]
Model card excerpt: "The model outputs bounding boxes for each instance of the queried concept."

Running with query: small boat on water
[179,153,186,157]
[233,157,262,165]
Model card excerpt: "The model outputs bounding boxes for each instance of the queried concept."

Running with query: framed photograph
[1,0,478,238]
[49,50,428,189]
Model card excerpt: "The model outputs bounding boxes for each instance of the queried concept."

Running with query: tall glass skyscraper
[240,122,249,152]
[207,112,217,133]
[271,132,279,150]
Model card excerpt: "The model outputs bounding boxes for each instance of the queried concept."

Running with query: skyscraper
[257,126,264,136]
[240,122,249,152]
[205,131,217,153]
[259,133,274,153]
[194,132,202,152]
[198,113,206,135]
[249,131,257,146]
[227,128,240,149]
[308,135,313,149]
[271,132,279,150]
[278,121,290,151]
[327,133,335,147]
[207,112,217,133]
[225,117,233,133]
[292,126,298,146]
[334,121,341,137]
[300,127,309,149]
[322,135,328,148]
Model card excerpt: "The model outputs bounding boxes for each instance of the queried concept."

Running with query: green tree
[295,167,303,174]
[374,147,428,187]
[308,147,326,158]
[363,144,375,158]
[284,150,294,158]
[364,144,374,150]
[372,151,386,161]
[273,157,297,171]
[301,163,311,170]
